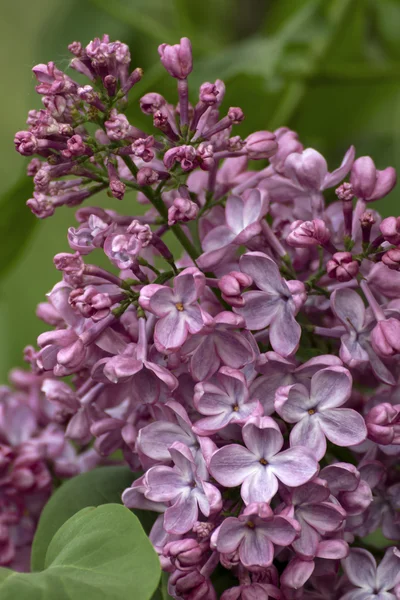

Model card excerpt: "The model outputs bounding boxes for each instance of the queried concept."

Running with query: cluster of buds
[8,34,400,599]
[0,370,99,570]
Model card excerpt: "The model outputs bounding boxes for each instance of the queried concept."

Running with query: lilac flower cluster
[0,369,99,571]
[11,35,400,598]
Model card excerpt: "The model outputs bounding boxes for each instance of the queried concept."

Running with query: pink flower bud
[130,136,155,163]
[335,182,354,202]
[69,287,112,321]
[366,402,400,445]
[66,134,88,157]
[382,248,400,270]
[286,219,331,248]
[199,82,219,104]
[380,216,400,245]
[53,252,84,275]
[127,220,152,246]
[164,539,207,570]
[158,38,193,80]
[327,252,359,282]
[228,107,244,124]
[196,142,214,171]
[371,318,400,357]
[136,167,159,186]
[139,93,166,115]
[14,131,38,156]
[286,280,307,313]
[245,131,278,160]
[168,197,199,226]
[219,271,253,297]
[104,109,131,141]
[164,145,197,172]
[350,156,397,202]
[27,158,42,177]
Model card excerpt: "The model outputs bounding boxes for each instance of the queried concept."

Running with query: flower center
[308,409,316,415]
[175,302,184,311]
[232,404,239,412]
[246,521,255,529]
[259,458,268,465]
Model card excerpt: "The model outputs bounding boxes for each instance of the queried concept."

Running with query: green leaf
[0,175,37,280]
[0,505,161,600]
[31,466,156,572]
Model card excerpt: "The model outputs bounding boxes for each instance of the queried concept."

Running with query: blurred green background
[1,0,400,381]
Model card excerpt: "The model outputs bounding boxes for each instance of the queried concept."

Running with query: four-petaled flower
[275,366,367,460]
[209,416,319,504]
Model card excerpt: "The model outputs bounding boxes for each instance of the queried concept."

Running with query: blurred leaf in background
[1,0,400,380]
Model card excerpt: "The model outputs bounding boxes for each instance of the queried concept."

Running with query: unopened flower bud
[380,216,400,245]
[158,38,193,80]
[335,182,354,202]
[136,167,159,186]
[286,219,331,248]
[228,107,244,124]
[286,280,307,313]
[53,252,84,275]
[14,131,38,156]
[196,143,214,171]
[127,220,152,246]
[130,136,155,162]
[139,93,166,115]
[199,82,219,105]
[219,272,252,297]
[245,131,278,160]
[327,252,359,282]
[168,197,199,226]
[382,248,400,270]
[164,539,207,570]
[366,402,400,445]
[164,145,197,172]
[371,318,400,357]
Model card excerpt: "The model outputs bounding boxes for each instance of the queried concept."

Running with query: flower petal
[376,547,400,591]
[269,302,301,357]
[240,466,278,504]
[331,288,366,332]
[154,312,187,351]
[145,465,185,502]
[289,416,327,461]
[209,444,257,487]
[235,291,280,330]
[269,446,318,486]
[242,419,283,459]
[311,366,352,410]
[275,383,312,423]
[216,517,246,554]
[163,492,198,534]
[318,408,367,448]
[239,252,288,295]
[240,529,274,567]
[341,548,376,590]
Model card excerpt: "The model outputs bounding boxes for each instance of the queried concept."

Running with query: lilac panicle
[9,31,400,599]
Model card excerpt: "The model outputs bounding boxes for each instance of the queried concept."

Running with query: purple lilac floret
[7,32,400,599]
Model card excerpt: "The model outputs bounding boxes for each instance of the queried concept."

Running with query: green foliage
[0,176,37,279]
[31,466,155,571]
[0,505,161,600]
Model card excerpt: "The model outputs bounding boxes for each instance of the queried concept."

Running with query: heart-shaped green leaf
[32,466,156,572]
[0,504,160,600]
